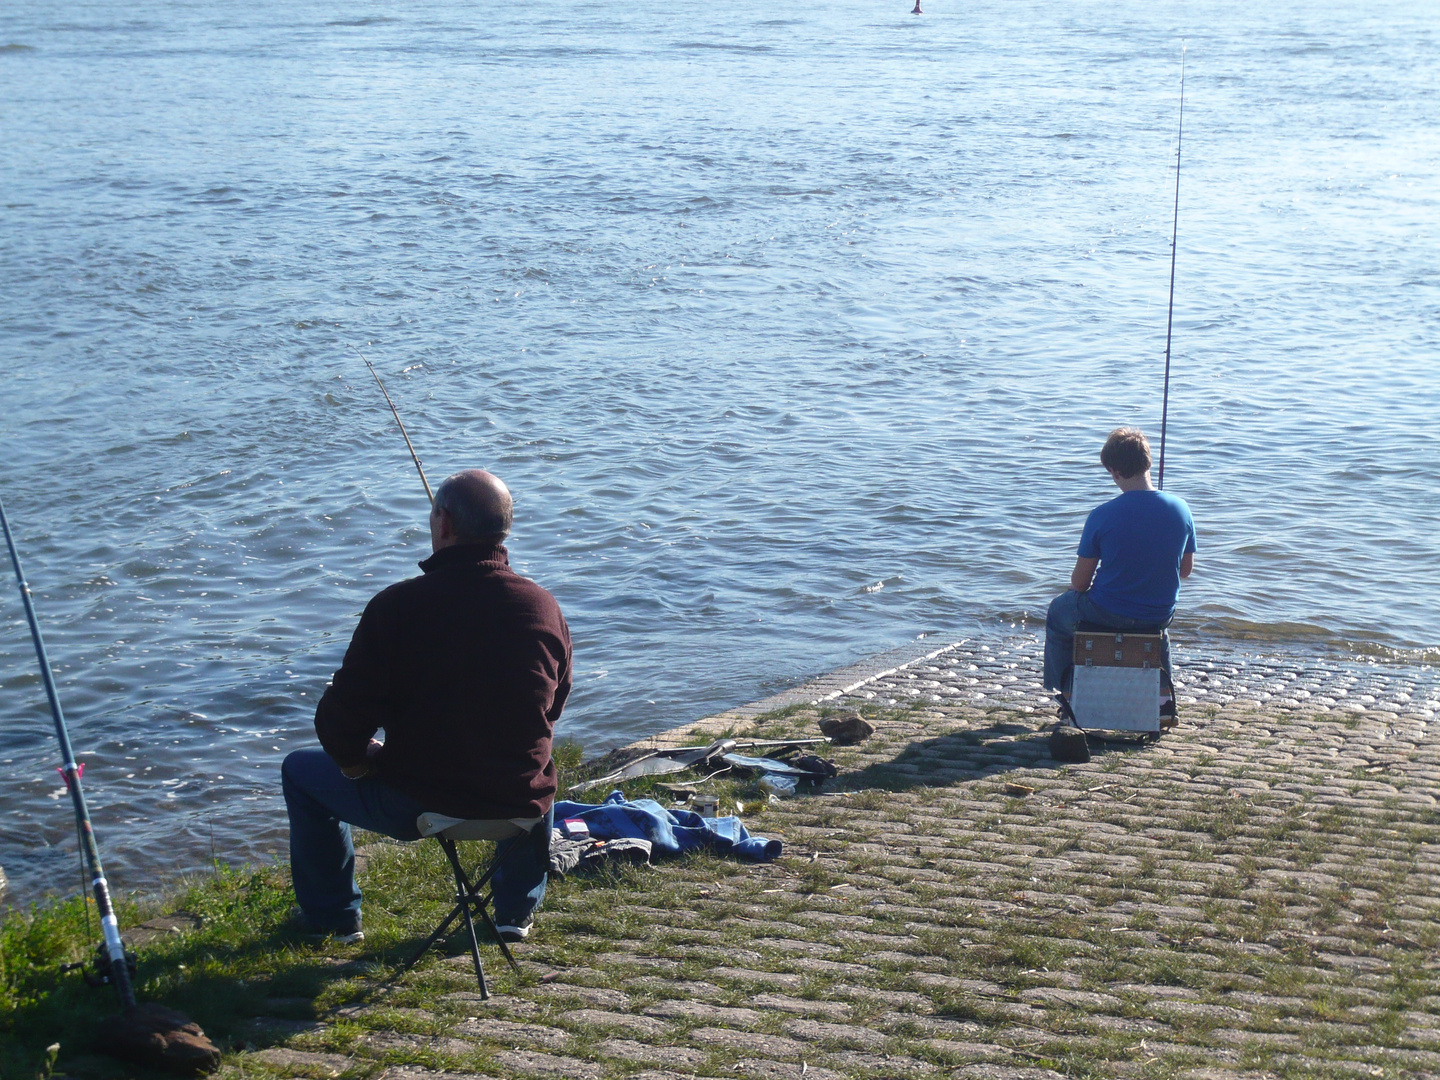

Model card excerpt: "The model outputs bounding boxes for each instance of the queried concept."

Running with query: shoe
[496,920,532,943]
[286,908,364,944]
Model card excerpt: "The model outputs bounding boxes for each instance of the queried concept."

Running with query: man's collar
[419,542,510,574]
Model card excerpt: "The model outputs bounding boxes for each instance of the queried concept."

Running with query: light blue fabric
[553,791,783,862]
[1078,489,1196,623]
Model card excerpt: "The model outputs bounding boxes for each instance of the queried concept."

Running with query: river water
[1,0,1437,903]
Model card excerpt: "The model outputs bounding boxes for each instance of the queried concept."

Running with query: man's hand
[340,739,384,779]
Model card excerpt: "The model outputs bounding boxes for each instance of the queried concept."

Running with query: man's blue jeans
[1044,590,1171,692]
[281,748,552,932]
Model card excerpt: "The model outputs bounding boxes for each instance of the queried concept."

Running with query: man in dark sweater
[282,470,572,942]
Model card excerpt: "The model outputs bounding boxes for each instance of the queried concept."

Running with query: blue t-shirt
[1078,489,1196,624]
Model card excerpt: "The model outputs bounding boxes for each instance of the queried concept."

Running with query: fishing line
[1157,43,1186,491]
[349,344,435,505]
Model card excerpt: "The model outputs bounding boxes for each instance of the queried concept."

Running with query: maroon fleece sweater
[314,542,571,819]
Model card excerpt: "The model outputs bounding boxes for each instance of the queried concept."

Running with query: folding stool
[400,812,544,999]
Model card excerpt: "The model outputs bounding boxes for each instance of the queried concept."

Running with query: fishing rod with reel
[0,497,220,1074]
[1157,43,1186,490]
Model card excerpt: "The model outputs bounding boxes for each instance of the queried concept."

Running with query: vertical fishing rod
[349,344,435,505]
[0,497,135,1010]
[1157,43,1186,491]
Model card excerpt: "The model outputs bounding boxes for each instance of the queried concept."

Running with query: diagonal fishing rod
[2,497,221,1071]
[0,496,135,1010]
[1157,43,1186,491]
[349,344,435,505]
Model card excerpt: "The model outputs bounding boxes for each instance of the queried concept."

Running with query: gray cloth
[548,831,653,876]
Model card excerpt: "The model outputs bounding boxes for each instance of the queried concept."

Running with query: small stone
[818,711,875,745]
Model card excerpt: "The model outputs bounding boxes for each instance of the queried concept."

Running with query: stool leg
[477,895,521,975]
[401,899,464,976]
[462,835,525,976]
[439,837,491,999]
[400,837,472,977]
[398,830,533,996]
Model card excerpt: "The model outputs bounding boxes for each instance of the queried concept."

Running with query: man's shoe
[285,908,364,944]
[496,920,532,943]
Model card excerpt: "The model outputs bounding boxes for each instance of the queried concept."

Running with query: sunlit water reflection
[1,0,1437,902]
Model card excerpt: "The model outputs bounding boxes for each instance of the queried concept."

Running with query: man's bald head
[431,470,513,548]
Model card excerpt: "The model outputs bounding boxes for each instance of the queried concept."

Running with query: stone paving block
[357,1032,480,1058]
[833,985,934,1011]
[780,1018,887,1049]
[818,1049,933,1074]
[246,1048,352,1077]
[687,1028,808,1057]
[1017,987,1123,1010]
[642,1000,766,1026]
[591,952,681,971]
[708,967,807,991]
[727,1060,847,1080]
[923,1038,1013,1059]
[561,1009,669,1037]
[771,956,876,978]
[528,983,632,1009]
[1204,1027,1304,1051]
[455,1017,571,1049]
[749,993,851,1019]
[490,1049,601,1078]
[596,1039,707,1067]
[629,976,728,1000]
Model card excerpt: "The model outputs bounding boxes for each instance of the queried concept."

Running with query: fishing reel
[80,940,138,990]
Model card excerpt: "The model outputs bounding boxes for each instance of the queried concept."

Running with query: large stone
[95,1003,221,1075]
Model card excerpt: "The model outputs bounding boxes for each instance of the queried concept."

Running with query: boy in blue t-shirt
[1043,428,1196,694]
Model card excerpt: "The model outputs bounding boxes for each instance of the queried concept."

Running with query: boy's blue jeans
[1044,589,1172,692]
[281,747,551,932]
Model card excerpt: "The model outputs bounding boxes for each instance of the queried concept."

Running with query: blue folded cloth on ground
[552,791,783,862]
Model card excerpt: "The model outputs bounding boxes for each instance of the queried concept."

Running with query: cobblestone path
[236,638,1440,1080]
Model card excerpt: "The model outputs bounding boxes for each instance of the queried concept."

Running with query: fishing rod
[1157,43,1186,491]
[0,497,219,1073]
[349,344,435,505]
[0,497,135,1010]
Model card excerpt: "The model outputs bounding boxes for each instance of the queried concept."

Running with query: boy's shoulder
[1091,489,1192,519]
[1153,489,1195,518]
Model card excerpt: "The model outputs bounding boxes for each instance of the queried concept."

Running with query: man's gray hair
[434,471,513,543]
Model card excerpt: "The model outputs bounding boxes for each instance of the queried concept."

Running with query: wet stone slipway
[223,633,1440,1080]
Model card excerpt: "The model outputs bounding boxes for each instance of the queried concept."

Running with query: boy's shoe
[495,920,533,943]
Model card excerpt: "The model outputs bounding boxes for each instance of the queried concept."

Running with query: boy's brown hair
[1100,428,1152,479]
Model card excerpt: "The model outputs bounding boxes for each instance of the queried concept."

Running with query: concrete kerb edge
[623,637,973,752]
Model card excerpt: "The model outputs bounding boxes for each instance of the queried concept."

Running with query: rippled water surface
[2,0,1437,901]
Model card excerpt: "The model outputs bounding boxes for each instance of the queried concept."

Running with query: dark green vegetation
[5,704,1440,1079]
